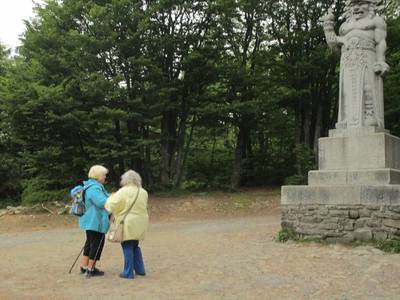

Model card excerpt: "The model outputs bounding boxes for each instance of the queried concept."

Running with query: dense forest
[0,0,400,205]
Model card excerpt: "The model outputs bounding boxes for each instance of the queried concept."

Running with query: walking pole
[69,244,85,274]
[92,234,106,268]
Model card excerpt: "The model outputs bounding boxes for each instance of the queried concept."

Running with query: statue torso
[339,17,377,38]
[339,18,377,54]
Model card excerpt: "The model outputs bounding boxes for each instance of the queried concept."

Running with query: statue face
[352,3,370,20]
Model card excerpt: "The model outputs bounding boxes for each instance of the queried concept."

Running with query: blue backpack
[69,184,95,216]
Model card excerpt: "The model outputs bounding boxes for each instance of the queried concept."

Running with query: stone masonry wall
[281,204,400,242]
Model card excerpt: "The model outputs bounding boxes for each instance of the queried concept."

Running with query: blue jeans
[120,240,146,279]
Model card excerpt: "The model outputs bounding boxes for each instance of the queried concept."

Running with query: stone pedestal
[281,127,400,242]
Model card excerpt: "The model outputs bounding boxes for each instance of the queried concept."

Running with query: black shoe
[93,267,104,275]
[80,267,87,274]
[86,268,105,278]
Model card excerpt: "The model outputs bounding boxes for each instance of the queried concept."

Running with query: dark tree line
[0,0,399,205]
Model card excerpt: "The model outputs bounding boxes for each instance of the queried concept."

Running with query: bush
[0,198,21,209]
[276,228,298,243]
[373,240,400,253]
[21,177,68,205]
[284,144,316,185]
[284,174,307,185]
[0,154,22,200]
[185,144,233,189]
[181,180,207,191]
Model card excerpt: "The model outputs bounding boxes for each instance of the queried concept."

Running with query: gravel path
[1,214,400,299]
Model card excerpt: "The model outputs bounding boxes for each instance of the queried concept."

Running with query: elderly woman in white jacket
[105,170,149,279]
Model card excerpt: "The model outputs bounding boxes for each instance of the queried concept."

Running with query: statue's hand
[321,8,335,21]
[336,36,345,45]
[374,61,390,76]
[320,9,335,29]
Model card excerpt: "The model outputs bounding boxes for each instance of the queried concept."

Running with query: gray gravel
[1,215,400,299]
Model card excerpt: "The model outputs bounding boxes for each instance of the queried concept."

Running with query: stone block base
[281,204,400,242]
[319,132,400,170]
[328,126,388,138]
[308,169,400,186]
[282,184,400,206]
[281,129,400,242]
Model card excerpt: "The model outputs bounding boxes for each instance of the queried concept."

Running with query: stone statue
[322,0,389,129]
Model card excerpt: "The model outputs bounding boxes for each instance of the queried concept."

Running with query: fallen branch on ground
[57,206,69,215]
[41,203,55,215]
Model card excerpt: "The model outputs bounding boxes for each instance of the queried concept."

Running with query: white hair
[120,170,142,188]
[88,165,108,180]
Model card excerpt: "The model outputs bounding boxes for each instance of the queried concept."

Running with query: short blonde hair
[88,165,108,180]
[120,170,142,187]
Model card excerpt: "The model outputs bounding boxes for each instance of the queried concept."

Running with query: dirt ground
[1,189,400,300]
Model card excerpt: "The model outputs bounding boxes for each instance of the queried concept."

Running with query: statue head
[345,0,382,20]
[352,1,371,19]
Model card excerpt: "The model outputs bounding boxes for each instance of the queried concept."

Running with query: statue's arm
[321,10,343,51]
[320,8,345,51]
[374,17,389,76]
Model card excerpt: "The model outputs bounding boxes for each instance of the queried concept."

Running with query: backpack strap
[82,183,97,204]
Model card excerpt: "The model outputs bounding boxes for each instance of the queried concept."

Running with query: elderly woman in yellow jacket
[105,170,149,279]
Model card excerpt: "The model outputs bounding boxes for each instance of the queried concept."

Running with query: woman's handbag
[107,188,140,243]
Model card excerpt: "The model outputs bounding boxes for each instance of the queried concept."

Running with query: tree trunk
[172,83,190,187]
[160,110,177,186]
[172,116,187,187]
[230,122,249,190]
[303,109,312,149]
[313,101,323,164]
[208,128,217,186]
[140,125,154,187]
[294,108,303,175]
[173,115,196,187]
[114,119,125,175]
[160,113,171,186]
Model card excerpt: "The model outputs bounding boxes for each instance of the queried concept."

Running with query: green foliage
[385,16,400,136]
[284,175,307,186]
[276,228,299,243]
[284,144,316,185]
[21,177,68,205]
[185,128,234,189]
[180,180,206,191]
[0,0,400,203]
[373,239,400,254]
[0,44,23,203]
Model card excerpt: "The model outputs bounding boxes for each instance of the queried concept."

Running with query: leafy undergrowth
[373,240,400,254]
[275,228,299,243]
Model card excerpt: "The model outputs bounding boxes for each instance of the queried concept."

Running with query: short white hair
[120,170,142,187]
[88,165,108,180]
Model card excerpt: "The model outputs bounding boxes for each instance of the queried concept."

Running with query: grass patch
[230,193,254,209]
[372,240,400,253]
[275,228,299,243]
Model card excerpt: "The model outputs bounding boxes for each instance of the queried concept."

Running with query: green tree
[0,44,23,202]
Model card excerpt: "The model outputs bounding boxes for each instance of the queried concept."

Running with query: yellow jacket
[105,185,149,241]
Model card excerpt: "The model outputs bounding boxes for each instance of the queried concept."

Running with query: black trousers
[83,230,105,261]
